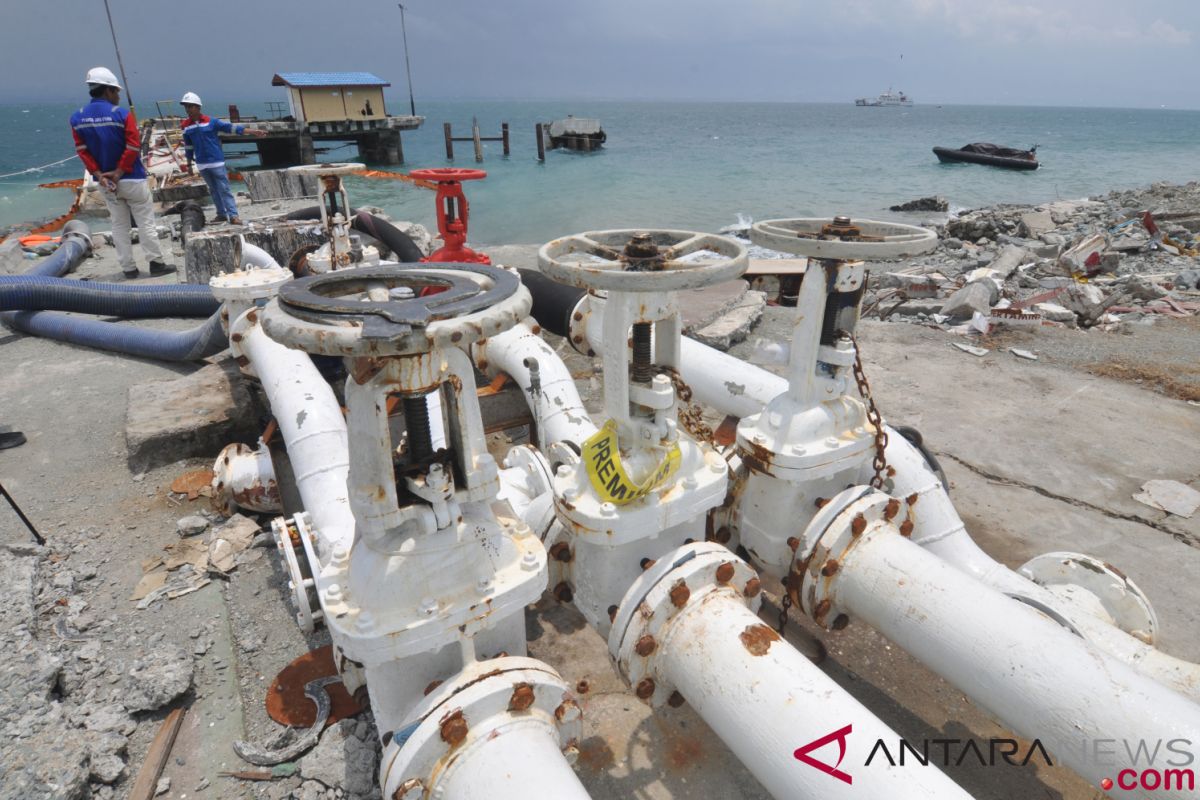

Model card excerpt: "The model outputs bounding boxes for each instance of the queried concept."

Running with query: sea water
[3,100,1199,245]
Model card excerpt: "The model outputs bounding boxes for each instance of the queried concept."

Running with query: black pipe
[517,269,586,338]
[0,276,218,318]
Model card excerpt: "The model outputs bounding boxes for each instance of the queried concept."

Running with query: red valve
[409,168,491,264]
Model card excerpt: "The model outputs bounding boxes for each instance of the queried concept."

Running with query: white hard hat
[180,92,202,107]
[85,67,121,90]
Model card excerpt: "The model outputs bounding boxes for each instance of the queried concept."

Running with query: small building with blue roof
[271,72,392,124]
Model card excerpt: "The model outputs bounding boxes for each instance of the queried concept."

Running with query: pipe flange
[209,265,293,305]
[271,515,319,633]
[287,162,364,176]
[380,657,581,798]
[609,542,760,708]
[1018,552,1159,645]
[539,229,748,292]
[750,217,937,260]
[262,265,530,356]
[791,487,903,630]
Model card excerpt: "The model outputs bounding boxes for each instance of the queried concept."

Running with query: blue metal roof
[272,72,390,88]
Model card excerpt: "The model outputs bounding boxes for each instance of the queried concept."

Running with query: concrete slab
[125,358,259,472]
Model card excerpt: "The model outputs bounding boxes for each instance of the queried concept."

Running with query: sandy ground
[2,206,1199,800]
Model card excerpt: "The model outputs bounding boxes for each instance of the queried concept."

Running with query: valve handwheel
[538,229,748,292]
[751,216,937,260]
[409,167,487,183]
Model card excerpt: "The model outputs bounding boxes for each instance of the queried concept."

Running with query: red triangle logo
[794,724,853,785]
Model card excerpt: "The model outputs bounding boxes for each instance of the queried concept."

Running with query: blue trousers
[199,165,239,219]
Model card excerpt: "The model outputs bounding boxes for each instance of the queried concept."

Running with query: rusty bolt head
[246,309,258,323]
[814,598,832,625]
[786,537,800,552]
[715,562,735,584]
[555,699,581,724]
[640,557,656,571]
[607,604,619,622]
[508,682,535,712]
[587,348,596,357]
[477,359,489,371]
[635,678,656,700]
[439,710,468,746]
[450,331,463,343]
[669,580,690,608]
[906,493,919,506]
[899,520,914,537]
[576,679,590,694]
[884,498,900,521]
[634,635,657,657]
[851,514,867,537]
[553,582,574,603]
[573,311,584,321]
[821,559,840,577]
[715,526,732,544]
[572,335,583,344]
[815,497,829,509]
[549,542,572,563]
[667,691,686,708]
[832,614,850,631]
[230,332,243,343]
[743,577,762,598]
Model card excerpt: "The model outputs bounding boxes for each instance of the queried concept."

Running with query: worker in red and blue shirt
[179,92,266,225]
[70,66,173,279]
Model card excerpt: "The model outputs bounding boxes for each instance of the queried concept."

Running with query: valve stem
[404,394,433,461]
[632,322,653,383]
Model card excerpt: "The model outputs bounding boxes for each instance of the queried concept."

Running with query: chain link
[777,590,793,635]
[660,367,715,445]
[843,332,889,489]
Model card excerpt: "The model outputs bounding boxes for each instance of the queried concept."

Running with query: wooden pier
[221,115,424,167]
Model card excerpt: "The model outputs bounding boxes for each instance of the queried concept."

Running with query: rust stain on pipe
[739,623,780,656]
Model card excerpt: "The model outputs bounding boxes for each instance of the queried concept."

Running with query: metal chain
[660,367,714,445]
[777,591,793,635]
[843,332,889,489]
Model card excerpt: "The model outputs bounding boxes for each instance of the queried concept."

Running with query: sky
[1,0,1197,108]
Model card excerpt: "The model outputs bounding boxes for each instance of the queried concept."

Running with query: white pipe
[884,430,1200,701]
[834,527,1200,799]
[238,320,354,561]
[658,590,973,800]
[476,318,598,446]
[433,719,591,800]
[240,238,280,269]
[671,334,1200,698]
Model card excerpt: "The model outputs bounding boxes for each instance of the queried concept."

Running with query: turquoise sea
[3,100,1199,245]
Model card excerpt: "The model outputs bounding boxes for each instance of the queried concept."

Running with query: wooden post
[535,123,545,162]
[443,122,454,160]
[501,122,510,156]
[396,131,404,164]
[472,117,483,163]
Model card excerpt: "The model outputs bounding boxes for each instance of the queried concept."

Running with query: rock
[890,196,948,213]
[942,237,963,251]
[155,776,170,796]
[176,515,210,537]
[0,544,39,632]
[89,754,126,785]
[0,735,91,800]
[1175,269,1200,290]
[1119,275,1168,302]
[296,779,327,800]
[940,281,996,320]
[1019,210,1055,238]
[84,704,137,736]
[0,238,28,274]
[687,290,766,351]
[988,244,1032,278]
[125,358,259,472]
[1033,302,1075,323]
[122,645,194,712]
[300,724,378,797]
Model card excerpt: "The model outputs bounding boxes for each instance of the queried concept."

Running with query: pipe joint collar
[379,656,581,798]
[608,542,760,708]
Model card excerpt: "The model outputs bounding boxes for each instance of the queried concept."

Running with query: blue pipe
[0,276,218,317]
[1,220,228,362]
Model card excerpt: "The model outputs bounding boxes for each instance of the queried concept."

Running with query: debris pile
[866,182,1200,337]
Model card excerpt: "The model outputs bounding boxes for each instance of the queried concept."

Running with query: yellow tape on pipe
[581,420,681,505]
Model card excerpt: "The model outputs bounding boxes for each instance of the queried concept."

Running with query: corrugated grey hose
[0,276,218,317]
[1,220,227,362]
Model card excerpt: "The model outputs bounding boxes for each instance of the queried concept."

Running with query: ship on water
[855,87,913,107]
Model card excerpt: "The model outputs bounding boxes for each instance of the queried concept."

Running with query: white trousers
[100,179,167,271]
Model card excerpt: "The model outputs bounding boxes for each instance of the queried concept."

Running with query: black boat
[933,143,1039,170]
